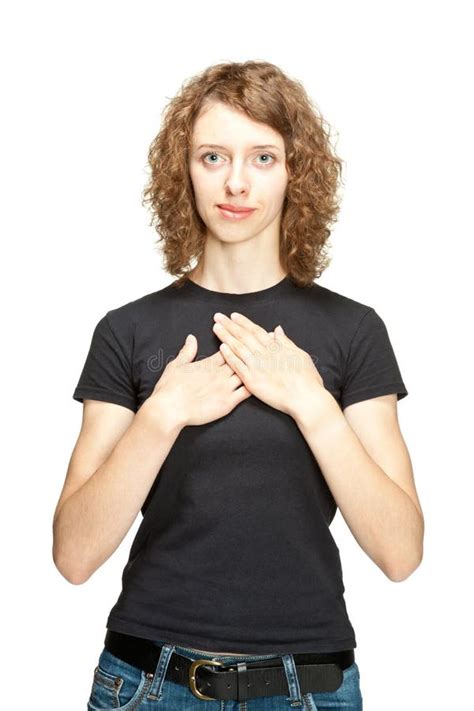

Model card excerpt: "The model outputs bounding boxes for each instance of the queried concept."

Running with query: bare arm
[52,394,184,584]
[53,334,250,585]
[294,390,424,582]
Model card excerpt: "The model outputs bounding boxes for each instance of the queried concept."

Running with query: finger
[219,342,249,379]
[214,324,254,365]
[228,312,273,347]
[209,349,227,366]
[213,313,266,353]
[229,372,245,389]
[231,384,253,406]
[222,360,238,377]
[273,324,298,350]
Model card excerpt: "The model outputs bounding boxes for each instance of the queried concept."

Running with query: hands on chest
[147,311,329,429]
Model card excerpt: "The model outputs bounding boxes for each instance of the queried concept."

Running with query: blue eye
[202,152,220,164]
[200,152,275,165]
[256,153,275,164]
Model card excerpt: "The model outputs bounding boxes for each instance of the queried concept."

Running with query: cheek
[262,175,288,215]
[257,168,288,199]
[272,169,289,199]
[189,179,210,214]
[191,167,220,201]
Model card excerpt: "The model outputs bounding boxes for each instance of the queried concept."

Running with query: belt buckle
[188,658,224,700]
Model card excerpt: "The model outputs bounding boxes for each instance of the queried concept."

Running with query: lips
[217,204,256,213]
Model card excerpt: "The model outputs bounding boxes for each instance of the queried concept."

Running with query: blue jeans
[87,638,363,710]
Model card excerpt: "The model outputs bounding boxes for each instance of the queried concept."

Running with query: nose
[224,159,250,195]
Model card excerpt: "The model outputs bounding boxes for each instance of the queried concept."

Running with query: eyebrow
[195,143,282,152]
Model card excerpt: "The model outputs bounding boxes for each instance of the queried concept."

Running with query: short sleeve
[340,307,408,410]
[72,312,138,413]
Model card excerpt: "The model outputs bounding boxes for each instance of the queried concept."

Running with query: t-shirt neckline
[180,274,295,305]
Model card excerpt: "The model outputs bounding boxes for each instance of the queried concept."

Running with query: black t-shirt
[72,275,408,654]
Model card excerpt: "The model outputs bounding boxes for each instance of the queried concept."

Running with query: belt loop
[281,654,304,707]
[146,643,177,702]
[237,661,250,702]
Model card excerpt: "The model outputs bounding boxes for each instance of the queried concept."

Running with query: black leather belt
[104,630,354,702]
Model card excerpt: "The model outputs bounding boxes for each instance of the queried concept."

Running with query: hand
[212,311,326,419]
[149,333,252,427]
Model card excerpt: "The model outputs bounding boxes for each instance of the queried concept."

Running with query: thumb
[178,333,197,360]
[274,324,286,337]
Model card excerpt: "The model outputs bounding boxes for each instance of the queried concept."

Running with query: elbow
[53,556,91,585]
[386,513,425,582]
[386,566,416,583]
[60,570,90,586]
[52,543,92,586]
[52,511,93,585]
[385,547,424,583]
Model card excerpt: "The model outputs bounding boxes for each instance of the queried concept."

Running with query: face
[188,101,288,244]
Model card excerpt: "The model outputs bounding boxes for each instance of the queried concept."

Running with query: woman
[53,60,424,710]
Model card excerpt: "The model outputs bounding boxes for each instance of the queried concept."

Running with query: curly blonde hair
[142,60,344,289]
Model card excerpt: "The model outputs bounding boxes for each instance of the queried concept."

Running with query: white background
[2,1,472,709]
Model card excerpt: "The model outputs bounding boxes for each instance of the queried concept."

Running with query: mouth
[217,204,256,213]
[217,204,256,220]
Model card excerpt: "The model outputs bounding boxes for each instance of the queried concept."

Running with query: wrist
[136,393,187,436]
[292,386,343,432]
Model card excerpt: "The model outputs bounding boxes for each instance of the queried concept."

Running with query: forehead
[191,101,284,150]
